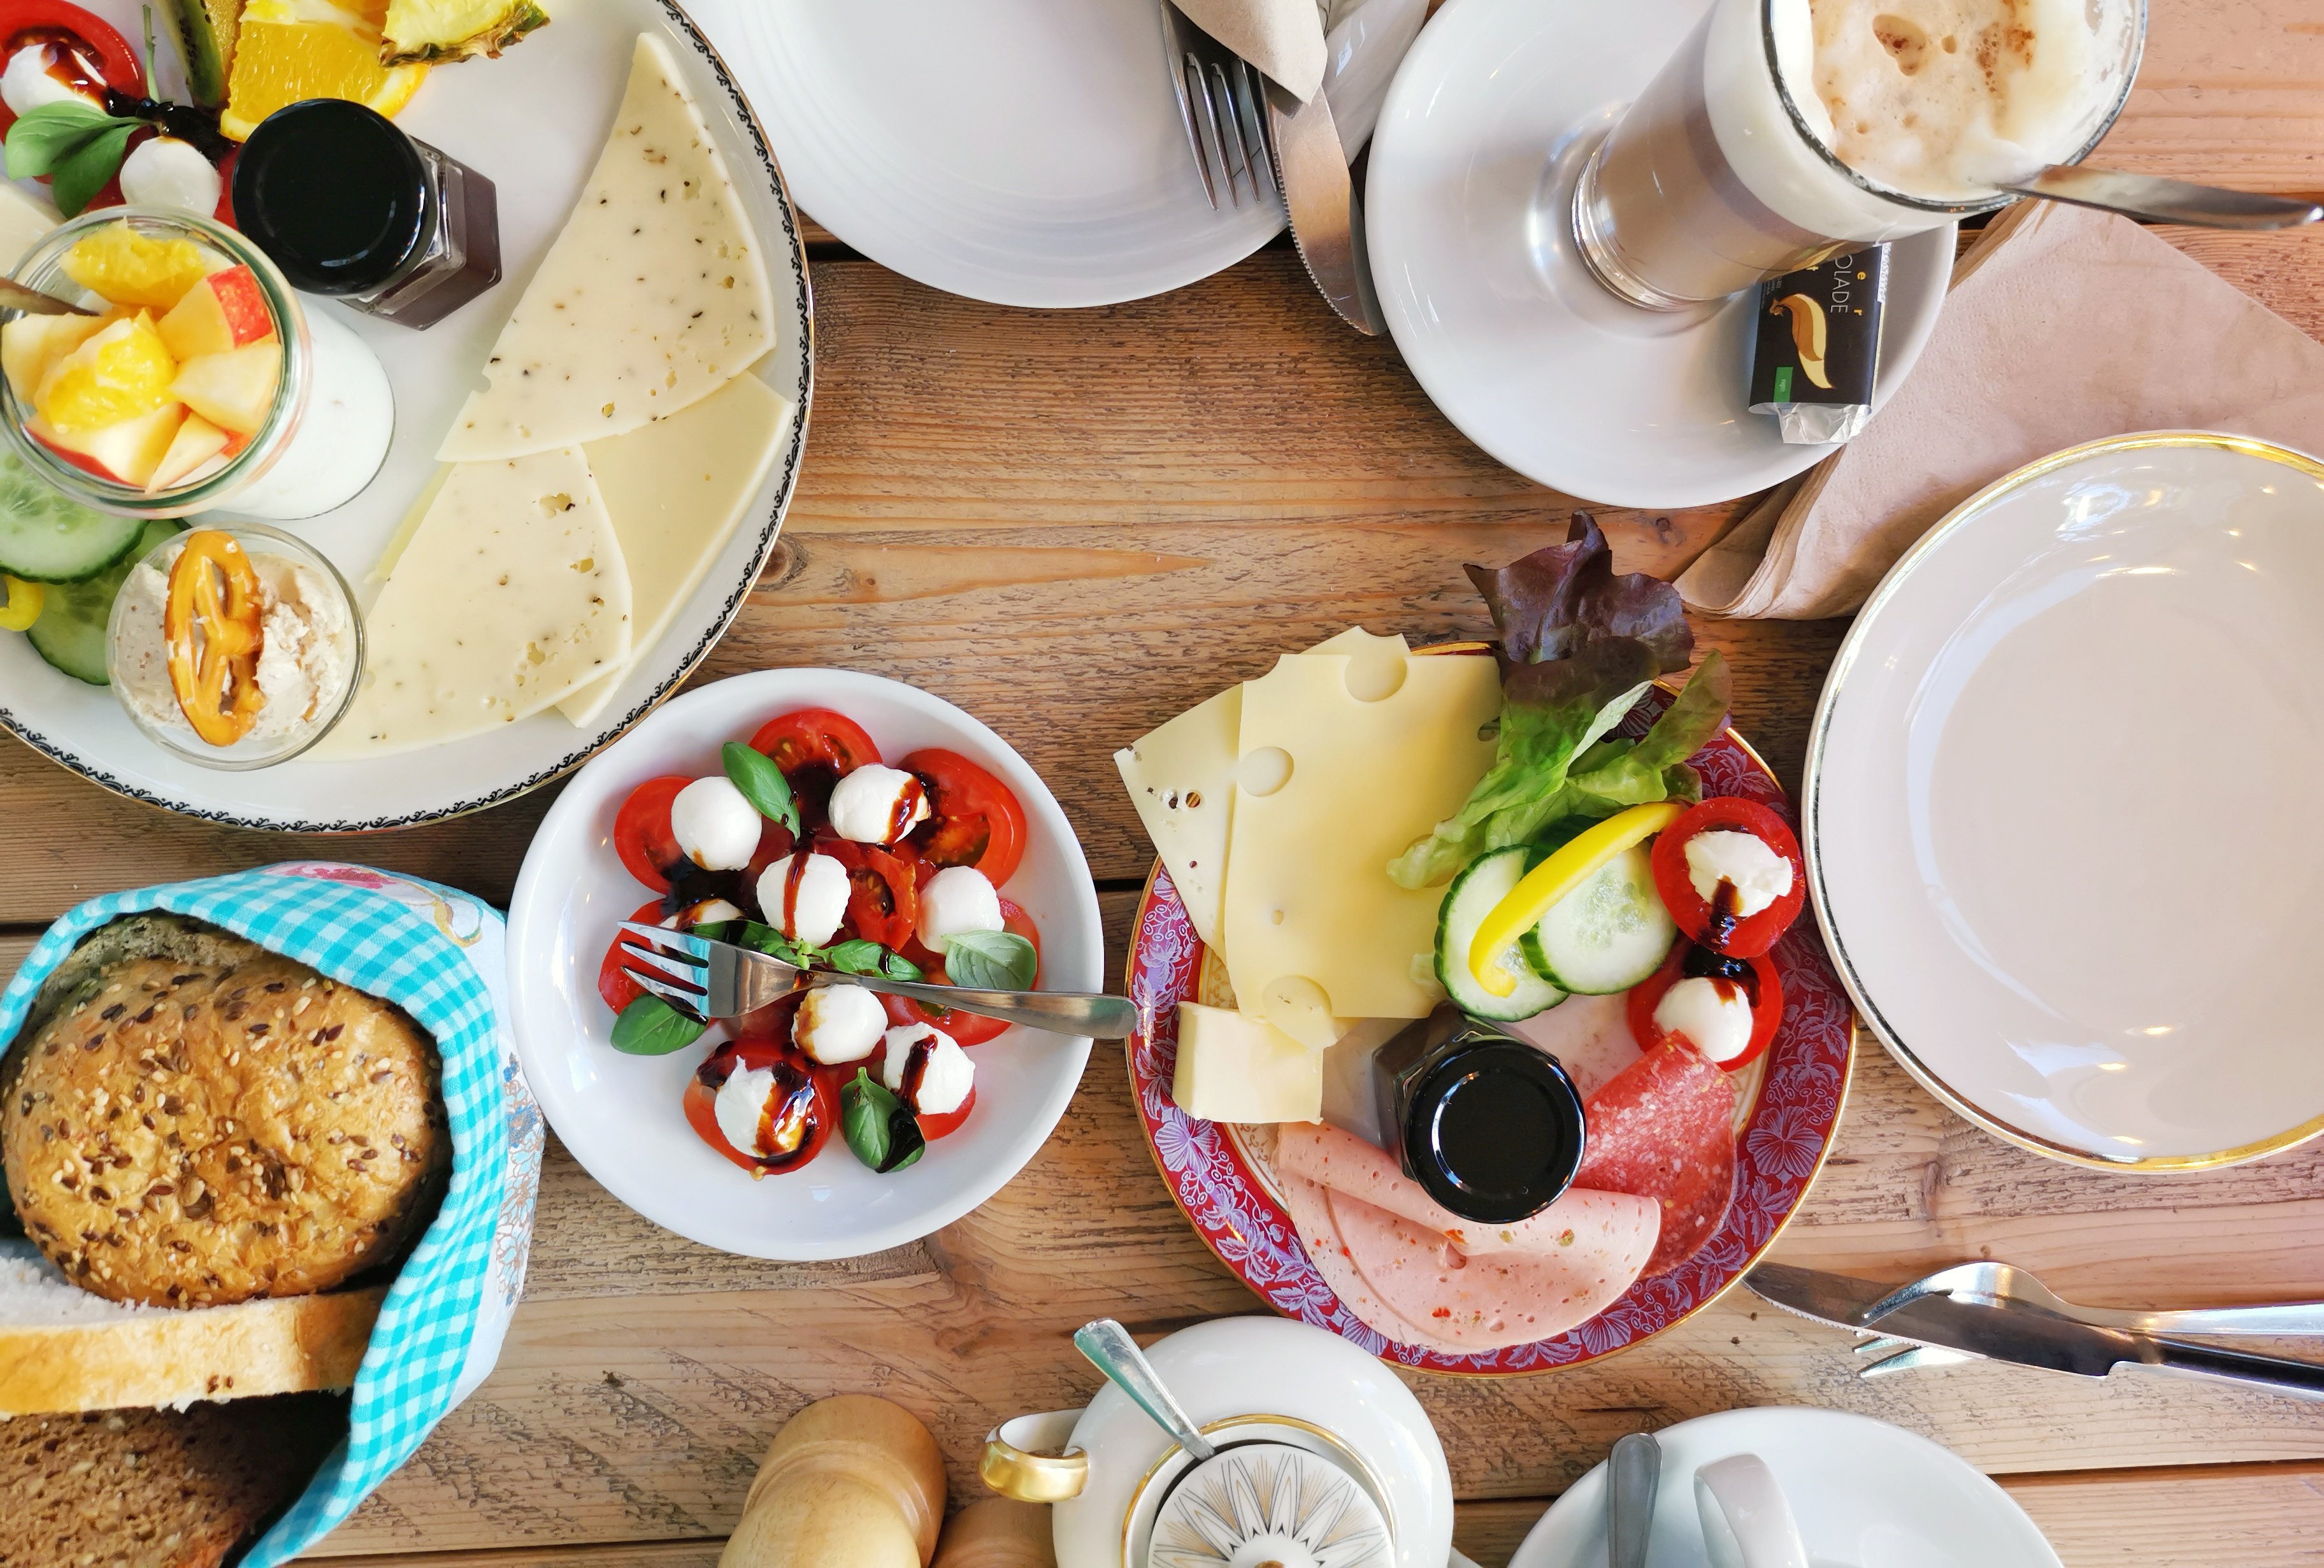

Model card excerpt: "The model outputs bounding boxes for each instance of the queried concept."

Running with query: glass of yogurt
[0,209,394,518]
[104,522,363,769]
[1571,0,2147,308]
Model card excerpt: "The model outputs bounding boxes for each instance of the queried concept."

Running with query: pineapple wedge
[380,0,548,64]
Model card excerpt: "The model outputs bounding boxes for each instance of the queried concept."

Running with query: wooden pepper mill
[932,1498,1057,1568]
[720,1395,949,1568]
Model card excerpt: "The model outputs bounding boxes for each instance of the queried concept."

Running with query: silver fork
[1159,1,1280,210]
[617,922,1140,1039]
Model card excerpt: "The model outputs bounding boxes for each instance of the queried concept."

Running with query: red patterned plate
[1124,688,1857,1374]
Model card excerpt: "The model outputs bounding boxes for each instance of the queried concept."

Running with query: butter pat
[1170,1002,1322,1125]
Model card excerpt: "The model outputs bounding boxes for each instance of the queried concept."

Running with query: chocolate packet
[1748,245,1888,445]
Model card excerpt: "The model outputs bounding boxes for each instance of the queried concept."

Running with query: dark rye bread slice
[0,1392,346,1568]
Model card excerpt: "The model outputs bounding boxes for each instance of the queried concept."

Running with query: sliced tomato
[682,1036,835,1176]
[751,708,880,829]
[1649,797,1805,959]
[884,899,1042,1046]
[1626,943,1782,1073]
[596,899,669,1014]
[917,1082,976,1141]
[743,816,799,897]
[821,836,919,949]
[613,774,695,892]
[900,748,1028,885]
[0,2,143,136]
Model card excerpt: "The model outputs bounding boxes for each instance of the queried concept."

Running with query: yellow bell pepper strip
[1465,801,1687,997]
[0,575,43,632]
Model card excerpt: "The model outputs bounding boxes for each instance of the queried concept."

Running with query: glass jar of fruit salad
[0,209,394,521]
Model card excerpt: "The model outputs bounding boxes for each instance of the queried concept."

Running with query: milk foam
[1775,0,2127,199]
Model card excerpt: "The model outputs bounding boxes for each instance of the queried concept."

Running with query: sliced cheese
[437,32,776,461]
[1222,650,1501,1024]
[557,370,794,727]
[0,183,57,273]
[1115,629,1410,951]
[320,448,631,757]
[1170,1002,1322,1125]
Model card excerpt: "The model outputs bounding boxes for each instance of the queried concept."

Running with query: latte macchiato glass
[1574,0,2146,309]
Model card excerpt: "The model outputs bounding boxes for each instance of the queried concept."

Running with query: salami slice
[1327,1185,1657,1352]
[1279,1172,1468,1354]
[1277,1123,1660,1260]
[1574,1043,1737,1276]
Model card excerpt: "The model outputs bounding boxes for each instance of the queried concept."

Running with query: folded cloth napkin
[1676,201,2324,620]
[1176,0,1329,100]
[1175,0,1428,152]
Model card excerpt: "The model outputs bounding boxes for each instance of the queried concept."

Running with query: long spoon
[2004,164,2323,230]
[1072,1319,1217,1463]
[1606,1432,1662,1568]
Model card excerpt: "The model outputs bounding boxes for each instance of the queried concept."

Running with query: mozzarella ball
[917,866,1003,954]
[1683,830,1794,919]
[882,1022,973,1115]
[1652,977,1756,1064]
[2,46,99,117]
[670,897,744,928]
[755,852,850,946]
[713,1064,778,1156]
[670,776,763,871]
[118,136,224,215]
[792,984,888,1065]
[827,764,930,845]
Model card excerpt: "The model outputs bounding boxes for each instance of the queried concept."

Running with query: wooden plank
[2097,0,2324,193]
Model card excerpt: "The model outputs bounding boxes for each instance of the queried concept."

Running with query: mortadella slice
[1574,1043,1737,1276]
[1326,1185,1657,1352]
[1277,1122,1660,1260]
[1279,1172,1470,1355]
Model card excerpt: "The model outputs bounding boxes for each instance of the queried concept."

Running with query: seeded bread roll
[3,919,450,1308]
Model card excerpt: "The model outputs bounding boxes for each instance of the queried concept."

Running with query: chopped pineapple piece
[381,0,549,66]
[61,225,213,311]
[36,314,180,434]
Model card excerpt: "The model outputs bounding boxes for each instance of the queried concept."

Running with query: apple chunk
[147,413,233,492]
[168,342,280,436]
[2,312,111,402]
[31,401,187,488]
[157,265,276,361]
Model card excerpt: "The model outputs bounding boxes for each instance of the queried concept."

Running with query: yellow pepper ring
[1465,801,1688,998]
[0,574,43,632]
[164,531,268,748]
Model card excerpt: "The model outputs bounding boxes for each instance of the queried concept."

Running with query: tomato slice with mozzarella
[0,2,145,134]
[915,1083,976,1141]
[1626,944,1782,1073]
[884,899,1042,1046]
[900,748,1029,886]
[751,708,881,829]
[596,899,669,1013]
[682,1035,835,1176]
[1648,797,1805,959]
[613,775,695,892]
[819,837,921,949]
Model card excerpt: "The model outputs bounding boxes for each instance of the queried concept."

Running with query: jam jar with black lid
[231,99,501,329]
[1372,1006,1587,1225]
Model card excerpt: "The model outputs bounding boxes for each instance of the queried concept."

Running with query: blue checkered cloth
[0,867,510,1567]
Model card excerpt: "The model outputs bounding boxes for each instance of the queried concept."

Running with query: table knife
[1747,1263,2324,1403]
[1265,80,1384,336]
[0,276,96,317]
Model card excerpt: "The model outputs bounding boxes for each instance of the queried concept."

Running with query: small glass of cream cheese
[104,522,362,769]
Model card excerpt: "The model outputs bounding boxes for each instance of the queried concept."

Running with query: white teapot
[980,1317,1452,1568]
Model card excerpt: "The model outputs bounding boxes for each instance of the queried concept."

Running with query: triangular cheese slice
[436,32,775,461]
[319,448,632,757]
[557,371,794,727]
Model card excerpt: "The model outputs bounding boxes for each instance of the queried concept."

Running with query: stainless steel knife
[1264,80,1384,336]
[1747,1263,2324,1404]
[0,276,96,317]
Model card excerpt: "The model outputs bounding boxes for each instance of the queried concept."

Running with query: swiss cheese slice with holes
[557,370,796,727]
[436,33,775,461]
[1115,629,1412,951]
[1221,648,1500,1025]
[320,447,631,757]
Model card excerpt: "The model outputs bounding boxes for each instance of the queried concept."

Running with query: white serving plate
[1365,0,1951,509]
[687,0,1282,307]
[505,667,1101,1260]
[0,0,814,830]
[1509,1407,2060,1568]
[1807,432,2324,1169]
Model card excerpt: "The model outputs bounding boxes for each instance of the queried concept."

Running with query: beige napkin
[1175,0,1328,100]
[1677,202,2324,620]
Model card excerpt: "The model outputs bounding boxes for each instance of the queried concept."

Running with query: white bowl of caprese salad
[506,667,1104,1259]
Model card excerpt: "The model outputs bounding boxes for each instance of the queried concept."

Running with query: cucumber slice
[1519,842,1675,995]
[24,520,180,686]
[1435,846,1567,1022]
[0,451,147,583]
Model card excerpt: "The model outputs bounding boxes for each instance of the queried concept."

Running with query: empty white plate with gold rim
[1805,432,2324,1169]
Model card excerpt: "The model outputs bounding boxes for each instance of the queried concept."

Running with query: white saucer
[1364,0,1953,509]
[1509,1408,2060,1568]
[1807,433,2324,1169]
[689,0,1280,307]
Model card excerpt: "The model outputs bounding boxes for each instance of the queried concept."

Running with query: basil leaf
[50,123,135,217]
[4,103,129,178]
[610,994,707,1056]
[825,939,886,976]
[722,740,800,834]
[881,949,924,983]
[737,918,821,970]
[882,1102,925,1172]
[942,930,1037,991]
[840,1066,928,1174]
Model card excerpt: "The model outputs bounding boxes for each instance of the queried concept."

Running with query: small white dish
[505,667,1101,1260]
[1509,1407,2060,1568]
[692,0,1281,308]
[1807,432,2324,1169]
[1364,0,1952,509]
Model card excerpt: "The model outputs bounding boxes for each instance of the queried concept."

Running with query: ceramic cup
[1695,1454,1811,1568]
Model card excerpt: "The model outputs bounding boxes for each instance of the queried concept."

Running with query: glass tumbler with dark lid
[1371,1006,1588,1225]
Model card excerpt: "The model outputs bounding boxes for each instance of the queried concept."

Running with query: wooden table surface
[9,3,2324,1564]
